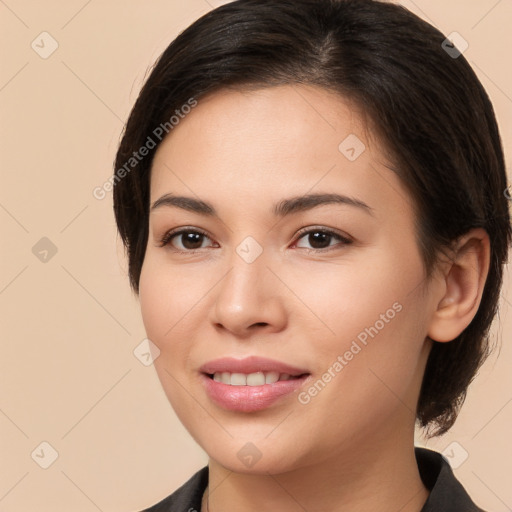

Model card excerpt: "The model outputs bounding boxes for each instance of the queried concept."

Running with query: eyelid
[294,225,352,243]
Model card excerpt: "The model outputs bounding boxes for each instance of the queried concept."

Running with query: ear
[427,228,491,343]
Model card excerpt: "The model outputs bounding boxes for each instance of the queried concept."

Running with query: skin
[139,85,490,512]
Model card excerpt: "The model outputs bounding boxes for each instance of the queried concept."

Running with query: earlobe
[427,228,490,343]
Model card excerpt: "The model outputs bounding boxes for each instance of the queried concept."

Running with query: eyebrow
[150,192,374,217]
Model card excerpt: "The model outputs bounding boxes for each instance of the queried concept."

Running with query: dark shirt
[141,447,485,511]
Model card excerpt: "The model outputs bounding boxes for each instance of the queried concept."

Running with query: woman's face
[139,85,442,473]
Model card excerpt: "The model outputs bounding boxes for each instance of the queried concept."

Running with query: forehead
[149,85,413,221]
[152,85,367,176]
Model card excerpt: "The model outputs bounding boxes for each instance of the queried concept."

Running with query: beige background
[1,0,511,510]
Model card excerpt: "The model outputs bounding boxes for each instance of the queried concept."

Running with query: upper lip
[200,356,309,376]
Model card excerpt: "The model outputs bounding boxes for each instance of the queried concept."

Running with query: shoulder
[138,466,209,512]
[415,447,487,512]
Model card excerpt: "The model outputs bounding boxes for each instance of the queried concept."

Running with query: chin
[199,434,311,476]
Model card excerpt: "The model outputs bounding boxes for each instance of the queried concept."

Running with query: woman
[113,0,510,510]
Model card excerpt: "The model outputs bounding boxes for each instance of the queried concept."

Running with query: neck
[204,422,429,512]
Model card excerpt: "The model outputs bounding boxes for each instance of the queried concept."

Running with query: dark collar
[142,447,485,511]
[416,447,485,511]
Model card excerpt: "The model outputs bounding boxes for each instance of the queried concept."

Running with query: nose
[209,248,288,339]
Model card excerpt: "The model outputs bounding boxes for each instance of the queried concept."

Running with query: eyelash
[158,226,353,254]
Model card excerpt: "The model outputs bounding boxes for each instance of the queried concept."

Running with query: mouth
[205,371,309,386]
[199,357,311,412]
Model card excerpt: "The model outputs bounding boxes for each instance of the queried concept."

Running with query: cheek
[303,287,428,428]
[138,256,205,416]
[288,247,422,340]
[139,253,207,343]
[138,261,169,341]
[296,248,428,394]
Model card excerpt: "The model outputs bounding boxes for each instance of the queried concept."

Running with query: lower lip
[200,373,310,412]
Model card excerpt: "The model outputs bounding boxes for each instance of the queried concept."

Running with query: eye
[158,226,352,253]
[294,227,352,251]
[159,228,217,252]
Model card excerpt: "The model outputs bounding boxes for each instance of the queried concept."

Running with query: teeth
[246,372,265,386]
[211,371,297,386]
[265,371,280,384]
[231,373,247,386]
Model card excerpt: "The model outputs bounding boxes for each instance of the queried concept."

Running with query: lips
[200,355,309,376]
[199,356,311,412]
